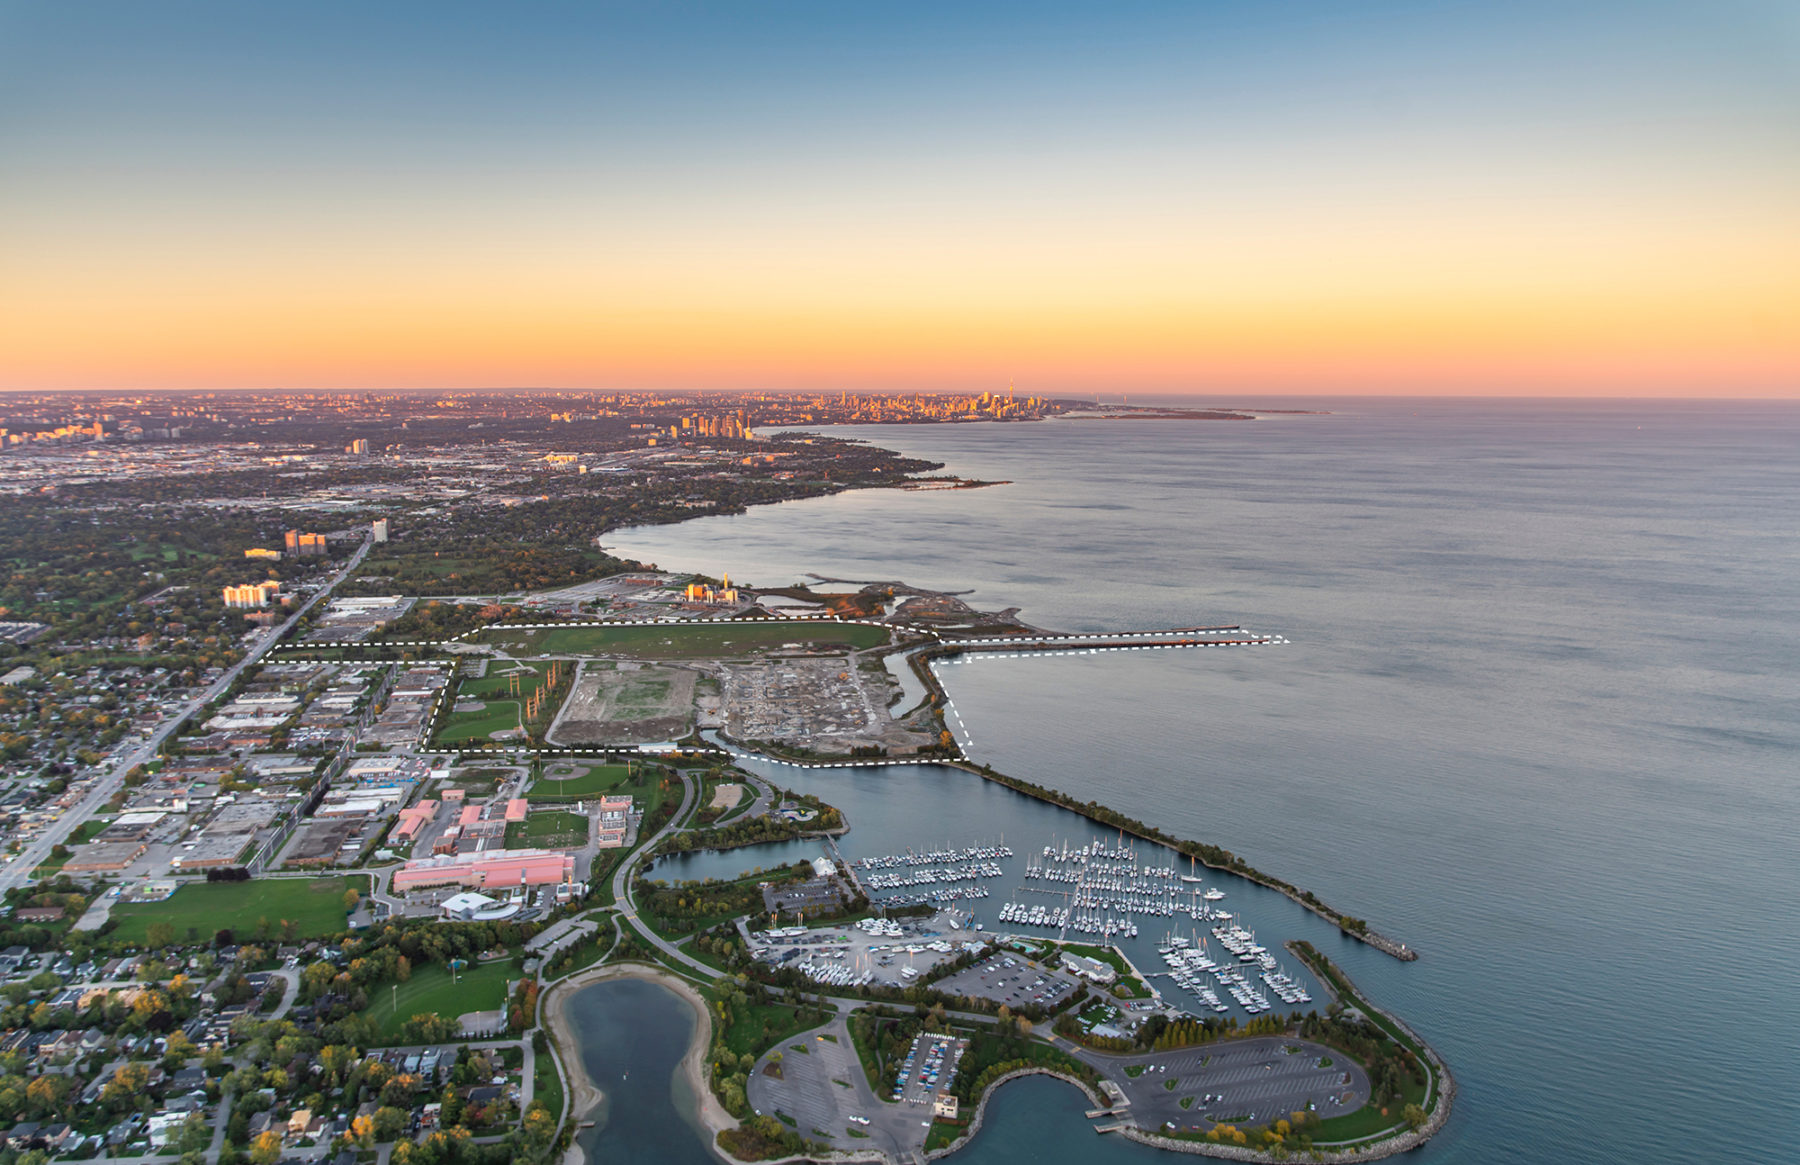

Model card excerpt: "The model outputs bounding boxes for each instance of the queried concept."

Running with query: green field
[365,959,514,1044]
[505,810,588,849]
[111,876,369,946]
[528,763,634,800]
[437,665,569,743]
[480,620,890,659]
[438,699,522,742]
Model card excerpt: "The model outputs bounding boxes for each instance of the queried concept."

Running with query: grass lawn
[677,936,735,975]
[479,620,889,660]
[925,1121,968,1153]
[506,811,588,849]
[110,875,369,946]
[1057,941,1152,998]
[1307,1102,1409,1143]
[365,959,514,1044]
[714,995,833,1059]
[534,1050,564,1120]
[528,763,634,800]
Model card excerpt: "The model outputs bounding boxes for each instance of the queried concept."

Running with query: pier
[936,626,1288,657]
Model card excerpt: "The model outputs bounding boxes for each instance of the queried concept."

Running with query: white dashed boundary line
[267,616,1289,769]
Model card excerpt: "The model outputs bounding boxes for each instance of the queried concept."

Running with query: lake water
[568,977,715,1165]
[602,399,1800,1165]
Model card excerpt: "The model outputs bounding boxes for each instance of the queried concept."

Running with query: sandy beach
[540,963,739,1165]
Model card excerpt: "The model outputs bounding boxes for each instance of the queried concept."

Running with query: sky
[1,1,1796,397]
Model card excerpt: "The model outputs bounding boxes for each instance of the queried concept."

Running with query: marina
[844,827,1317,1021]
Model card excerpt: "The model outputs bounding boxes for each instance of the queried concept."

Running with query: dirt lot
[549,661,696,745]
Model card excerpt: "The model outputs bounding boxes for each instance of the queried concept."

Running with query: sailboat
[1180,855,1205,884]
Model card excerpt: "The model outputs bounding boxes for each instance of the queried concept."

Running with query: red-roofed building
[391,848,576,892]
[392,800,439,843]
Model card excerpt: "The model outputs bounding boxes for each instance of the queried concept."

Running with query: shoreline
[540,963,738,1165]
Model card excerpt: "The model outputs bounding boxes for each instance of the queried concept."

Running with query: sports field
[505,810,588,848]
[364,959,514,1043]
[110,876,369,945]
[527,762,634,800]
[478,620,889,659]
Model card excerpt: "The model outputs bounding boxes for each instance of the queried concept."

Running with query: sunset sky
[2,1,1795,396]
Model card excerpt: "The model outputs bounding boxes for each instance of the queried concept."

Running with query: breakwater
[924,1068,1103,1162]
[902,639,1417,960]
[946,757,1418,961]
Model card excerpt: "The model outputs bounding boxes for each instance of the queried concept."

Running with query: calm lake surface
[598,398,1800,1165]
[568,978,715,1165]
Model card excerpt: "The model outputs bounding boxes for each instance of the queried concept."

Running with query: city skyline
[2,1,1795,397]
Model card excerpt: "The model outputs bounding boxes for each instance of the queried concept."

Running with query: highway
[0,539,371,896]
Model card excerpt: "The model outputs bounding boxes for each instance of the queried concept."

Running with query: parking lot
[933,952,1084,1010]
[894,1032,968,1107]
[745,1016,927,1161]
[1076,1036,1370,1132]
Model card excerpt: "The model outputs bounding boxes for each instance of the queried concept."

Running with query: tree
[1404,1103,1428,1129]
[249,1130,283,1165]
[176,1112,211,1156]
[343,889,361,913]
[372,1105,408,1142]
[25,1073,68,1115]
[162,1031,198,1069]
[102,1062,151,1110]
[146,920,177,948]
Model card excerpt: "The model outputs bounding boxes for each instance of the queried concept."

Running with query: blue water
[609,399,1800,1165]
[569,977,716,1165]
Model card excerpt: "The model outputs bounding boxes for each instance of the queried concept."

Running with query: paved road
[267,967,302,1021]
[0,539,371,896]
[736,771,775,819]
[207,1088,234,1159]
[611,774,729,979]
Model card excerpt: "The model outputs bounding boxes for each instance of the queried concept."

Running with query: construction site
[546,661,697,746]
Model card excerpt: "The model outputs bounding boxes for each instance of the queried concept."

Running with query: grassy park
[436,663,572,745]
[365,959,514,1043]
[437,699,521,743]
[110,875,369,945]
[479,620,889,659]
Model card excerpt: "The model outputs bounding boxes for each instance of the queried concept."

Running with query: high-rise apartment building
[285,530,328,558]
[222,581,282,608]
